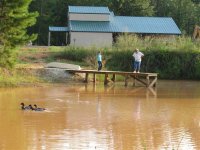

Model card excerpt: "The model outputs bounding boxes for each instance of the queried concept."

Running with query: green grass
[0,68,45,87]
[4,34,199,88]
[113,34,200,51]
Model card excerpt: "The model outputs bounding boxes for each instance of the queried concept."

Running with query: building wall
[70,32,112,47]
[69,13,110,21]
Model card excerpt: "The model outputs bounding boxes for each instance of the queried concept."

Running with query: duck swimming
[33,104,46,111]
[28,104,34,110]
[20,103,31,110]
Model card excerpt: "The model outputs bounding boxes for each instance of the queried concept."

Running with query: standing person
[97,51,102,71]
[132,48,144,73]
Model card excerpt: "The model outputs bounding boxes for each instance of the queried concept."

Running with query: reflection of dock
[67,70,158,87]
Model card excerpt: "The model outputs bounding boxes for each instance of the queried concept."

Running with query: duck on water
[20,103,31,110]
[33,104,46,111]
[21,103,46,111]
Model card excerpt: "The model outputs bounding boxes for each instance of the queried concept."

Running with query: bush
[57,35,200,80]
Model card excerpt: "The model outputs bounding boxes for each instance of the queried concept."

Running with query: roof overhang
[49,26,69,32]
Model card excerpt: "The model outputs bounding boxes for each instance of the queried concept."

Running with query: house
[48,6,181,47]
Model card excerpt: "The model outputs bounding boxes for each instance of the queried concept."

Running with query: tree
[29,0,58,45]
[0,0,38,68]
[151,0,200,35]
[192,0,200,4]
[107,0,154,16]
[168,0,197,34]
[151,0,170,16]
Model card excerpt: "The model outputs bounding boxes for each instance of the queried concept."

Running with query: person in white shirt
[132,48,144,73]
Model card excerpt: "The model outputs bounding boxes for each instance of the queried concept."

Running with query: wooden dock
[67,69,158,87]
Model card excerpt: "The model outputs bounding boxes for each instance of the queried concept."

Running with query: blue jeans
[133,61,141,72]
[98,61,102,71]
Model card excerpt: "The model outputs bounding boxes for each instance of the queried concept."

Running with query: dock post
[84,73,89,83]
[132,75,136,86]
[146,75,150,87]
[111,74,116,82]
[154,76,157,87]
[149,76,157,87]
[104,73,109,85]
[125,75,129,86]
[93,73,96,83]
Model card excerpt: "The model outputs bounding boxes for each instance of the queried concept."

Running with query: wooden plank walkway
[67,69,158,87]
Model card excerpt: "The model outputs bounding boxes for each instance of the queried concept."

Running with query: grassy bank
[55,35,200,80]
[1,35,200,87]
[0,68,45,87]
[58,47,200,80]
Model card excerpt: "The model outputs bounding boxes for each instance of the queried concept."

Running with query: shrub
[57,35,200,80]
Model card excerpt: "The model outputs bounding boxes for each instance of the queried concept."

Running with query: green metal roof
[114,16,181,34]
[68,6,110,14]
[49,6,181,35]
[49,26,69,32]
[70,21,115,32]
[70,16,181,34]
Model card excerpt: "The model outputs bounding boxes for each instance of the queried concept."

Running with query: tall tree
[168,0,197,34]
[151,0,200,35]
[151,0,170,16]
[0,0,38,68]
[107,0,154,16]
[192,0,200,4]
[29,0,73,45]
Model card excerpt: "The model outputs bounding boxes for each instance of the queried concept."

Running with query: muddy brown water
[0,80,200,150]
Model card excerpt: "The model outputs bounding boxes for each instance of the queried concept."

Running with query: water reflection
[0,81,200,149]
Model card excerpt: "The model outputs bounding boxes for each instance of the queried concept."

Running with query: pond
[0,80,200,150]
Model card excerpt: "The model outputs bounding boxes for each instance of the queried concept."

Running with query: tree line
[0,0,200,68]
[29,0,200,45]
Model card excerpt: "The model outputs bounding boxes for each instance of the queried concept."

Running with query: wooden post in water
[132,75,136,86]
[111,74,116,82]
[146,75,149,87]
[84,73,89,83]
[125,75,129,86]
[149,76,157,87]
[104,73,109,85]
[93,73,96,83]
